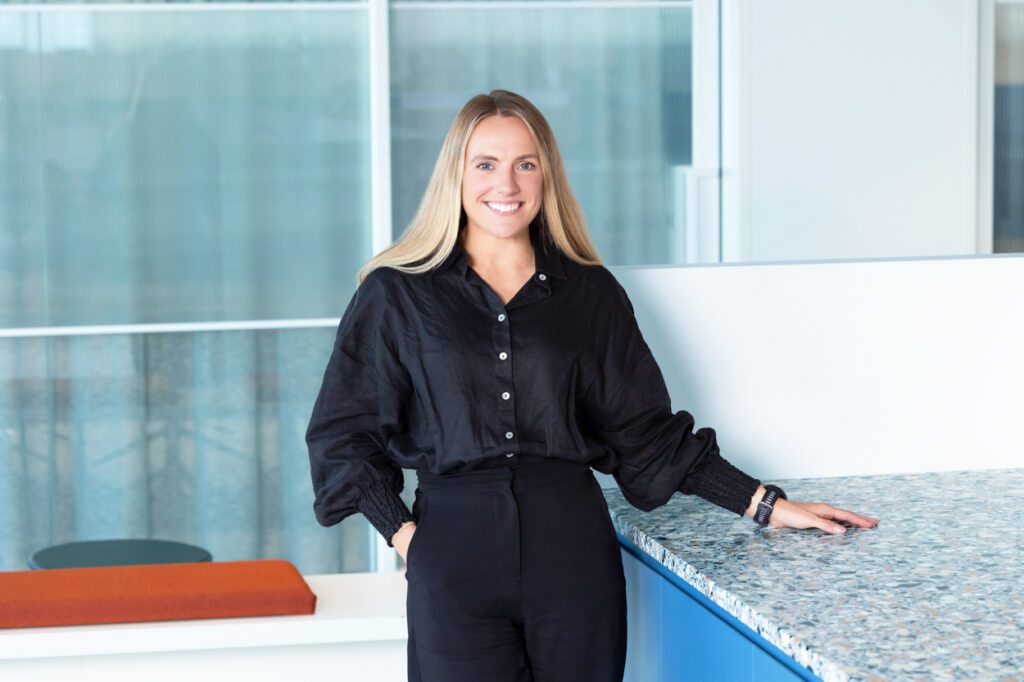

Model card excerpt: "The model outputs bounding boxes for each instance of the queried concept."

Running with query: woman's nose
[495,168,519,195]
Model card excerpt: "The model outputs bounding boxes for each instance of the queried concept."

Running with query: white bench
[0,572,408,682]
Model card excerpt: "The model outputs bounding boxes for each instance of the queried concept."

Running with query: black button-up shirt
[306,228,760,545]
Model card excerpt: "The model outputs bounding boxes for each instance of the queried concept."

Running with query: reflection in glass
[390,5,692,266]
[0,8,370,328]
[995,4,1024,254]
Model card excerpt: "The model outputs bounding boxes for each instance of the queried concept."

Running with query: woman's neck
[460,228,534,275]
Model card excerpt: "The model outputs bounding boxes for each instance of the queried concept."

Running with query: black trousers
[405,456,627,682]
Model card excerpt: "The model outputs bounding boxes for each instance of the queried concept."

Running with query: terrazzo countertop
[605,467,1024,682]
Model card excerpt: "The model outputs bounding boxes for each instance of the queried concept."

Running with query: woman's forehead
[466,116,538,157]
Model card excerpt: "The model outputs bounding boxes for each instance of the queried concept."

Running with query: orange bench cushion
[0,560,317,629]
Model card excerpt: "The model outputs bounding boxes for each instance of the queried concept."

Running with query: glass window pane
[0,12,46,327]
[389,5,693,266]
[0,328,374,574]
[720,2,978,264]
[0,5,377,574]
[0,7,370,328]
[995,3,1024,254]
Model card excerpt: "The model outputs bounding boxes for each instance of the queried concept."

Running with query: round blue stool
[29,539,213,570]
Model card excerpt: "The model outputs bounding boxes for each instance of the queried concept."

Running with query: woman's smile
[485,201,524,216]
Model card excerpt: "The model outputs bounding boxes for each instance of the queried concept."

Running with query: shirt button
[497,313,506,322]
[501,392,510,400]
[538,273,547,281]
[499,351,508,360]
[505,431,514,439]
[505,453,514,458]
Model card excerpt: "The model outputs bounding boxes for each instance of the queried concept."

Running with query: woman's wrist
[743,485,767,518]
[391,521,415,546]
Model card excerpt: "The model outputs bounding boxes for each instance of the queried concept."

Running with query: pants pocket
[405,489,427,578]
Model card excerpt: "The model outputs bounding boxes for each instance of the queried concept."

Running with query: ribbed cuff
[678,455,761,517]
[355,481,414,547]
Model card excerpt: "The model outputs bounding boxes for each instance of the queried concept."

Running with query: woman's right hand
[392,521,417,563]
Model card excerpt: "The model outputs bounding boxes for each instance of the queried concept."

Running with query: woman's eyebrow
[470,154,540,162]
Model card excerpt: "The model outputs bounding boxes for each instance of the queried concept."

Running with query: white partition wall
[609,255,1024,481]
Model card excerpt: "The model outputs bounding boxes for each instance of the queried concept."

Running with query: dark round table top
[29,539,213,570]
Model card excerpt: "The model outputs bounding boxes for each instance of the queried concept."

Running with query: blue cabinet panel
[752,644,803,682]
[621,545,813,682]
[623,548,663,682]
[660,578,752,681]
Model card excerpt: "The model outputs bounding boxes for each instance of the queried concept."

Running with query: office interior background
[0,0,1022,575]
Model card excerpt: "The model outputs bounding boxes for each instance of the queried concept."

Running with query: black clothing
[305,227,761,546]
[406,456,626,682]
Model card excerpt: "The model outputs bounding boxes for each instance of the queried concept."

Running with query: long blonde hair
[357,89,602,284]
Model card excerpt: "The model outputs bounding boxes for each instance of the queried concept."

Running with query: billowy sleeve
[582,269,761,516]
[305,270,414,546]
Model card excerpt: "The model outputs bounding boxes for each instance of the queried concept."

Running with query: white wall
[721,0,980,262]
[608,255,1024,481]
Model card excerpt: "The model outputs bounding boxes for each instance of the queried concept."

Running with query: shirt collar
[532,228,568,281]
[438,226,569,281]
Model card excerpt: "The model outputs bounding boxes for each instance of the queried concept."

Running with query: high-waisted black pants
[405,456,627,682]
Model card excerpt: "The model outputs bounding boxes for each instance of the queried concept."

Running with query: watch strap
[753,484,787,526]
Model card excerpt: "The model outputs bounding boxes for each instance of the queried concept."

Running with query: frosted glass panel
[996,4,1024,254]
[0,7,370,328]
[720,0,977,264]
[390,6,693,266]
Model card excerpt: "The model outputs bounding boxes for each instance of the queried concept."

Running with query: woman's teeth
[486,202,522,214]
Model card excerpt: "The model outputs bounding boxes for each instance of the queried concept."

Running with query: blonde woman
[306,89,879,681]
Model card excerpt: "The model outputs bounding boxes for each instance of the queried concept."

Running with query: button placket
[494,305,517,459]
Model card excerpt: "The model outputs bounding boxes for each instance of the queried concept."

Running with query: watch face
[754,489,780,526]
[754,500,773,525]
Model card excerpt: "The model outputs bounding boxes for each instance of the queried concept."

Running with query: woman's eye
[476,162,493,170]
[519,162,536,170]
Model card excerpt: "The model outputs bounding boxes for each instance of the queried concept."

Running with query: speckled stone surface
[605,467,1024,682]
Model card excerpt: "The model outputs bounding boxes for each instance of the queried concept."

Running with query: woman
[306,89,879,682]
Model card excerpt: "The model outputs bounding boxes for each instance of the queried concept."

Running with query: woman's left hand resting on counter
[743,485,880,534]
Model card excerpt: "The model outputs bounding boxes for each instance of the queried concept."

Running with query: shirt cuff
[678,455,761,517]
[355,481,415,547]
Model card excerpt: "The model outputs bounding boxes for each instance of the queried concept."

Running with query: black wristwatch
[753,484,787,527]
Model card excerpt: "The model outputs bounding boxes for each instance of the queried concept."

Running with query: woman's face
[461,115,544,244]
